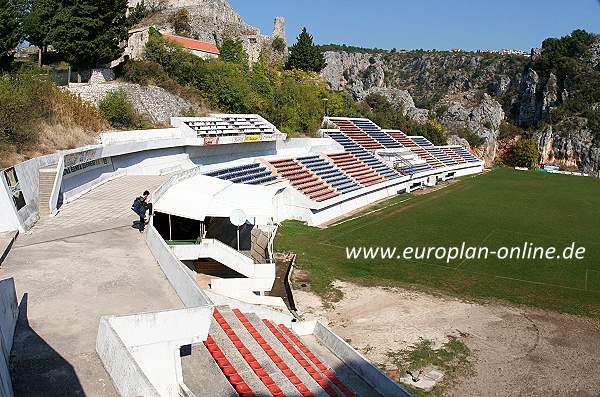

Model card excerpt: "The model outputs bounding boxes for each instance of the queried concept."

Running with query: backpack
[131,197,144,215]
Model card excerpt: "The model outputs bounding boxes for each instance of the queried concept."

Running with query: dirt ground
[293,280,600,397]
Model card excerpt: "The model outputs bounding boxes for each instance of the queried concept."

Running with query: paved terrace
[1,175,183,397]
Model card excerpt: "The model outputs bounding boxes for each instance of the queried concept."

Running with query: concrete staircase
[181,306,383,397]
[38,167,57,217]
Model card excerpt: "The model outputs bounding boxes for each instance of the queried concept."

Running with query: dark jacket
[131,197,148,217]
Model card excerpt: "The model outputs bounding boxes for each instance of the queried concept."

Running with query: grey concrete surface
[1,175,182,397]
[16,175,168,248]
[181,343,237,397]
[302,335,384,397]
[0,231,17,265]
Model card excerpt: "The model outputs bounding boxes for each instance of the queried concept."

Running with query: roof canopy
[154,175,282,224]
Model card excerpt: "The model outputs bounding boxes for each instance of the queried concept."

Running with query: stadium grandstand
[0,113,483,397]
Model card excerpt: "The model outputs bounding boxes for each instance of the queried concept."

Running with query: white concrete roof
[154,175,281,224]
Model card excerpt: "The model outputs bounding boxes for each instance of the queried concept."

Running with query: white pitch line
[330,197,413,227]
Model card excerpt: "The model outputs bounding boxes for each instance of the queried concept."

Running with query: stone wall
[67,82,197,124]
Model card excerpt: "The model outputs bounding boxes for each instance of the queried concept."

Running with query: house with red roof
[161,33,221,60]
[115,28,221,67]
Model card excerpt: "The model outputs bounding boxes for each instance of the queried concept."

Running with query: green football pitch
[275,168,600,317]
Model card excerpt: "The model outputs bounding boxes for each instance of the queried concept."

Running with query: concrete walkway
[1,175,182,396]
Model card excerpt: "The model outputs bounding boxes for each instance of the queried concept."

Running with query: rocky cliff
[321,38,600,174]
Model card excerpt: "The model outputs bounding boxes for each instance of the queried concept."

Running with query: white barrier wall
[146,227,212,308]
[97,306,213,397]
[186,141,277,166]
[0,178,20,233]
[5,152,62,232]
[0,278,18,397]
[312,322,414,397]
[171,240,275,280]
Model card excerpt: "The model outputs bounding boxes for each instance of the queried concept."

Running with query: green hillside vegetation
[0,67,107,168]
[534,30,600,134]
[122,28,439,137]
[276,168,600,317]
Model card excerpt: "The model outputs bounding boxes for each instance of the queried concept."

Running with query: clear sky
[228,0,600,51]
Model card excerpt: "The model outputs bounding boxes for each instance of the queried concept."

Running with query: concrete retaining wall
[0,278,18,397]
[11,153,62,231]
[186,141,277,166]
[313,322,413,397]
[0,178,20,233]
[146,226,212,308]
[97,306,212,397]
[96,317,161,397]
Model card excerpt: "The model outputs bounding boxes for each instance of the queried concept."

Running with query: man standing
[132,190,153,232]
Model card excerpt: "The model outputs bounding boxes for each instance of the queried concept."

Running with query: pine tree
[23,0,58,66]
[50,0,128,68]
[285,27,326,73]
[0,0,23,69]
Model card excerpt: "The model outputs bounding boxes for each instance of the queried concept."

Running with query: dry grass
[0,123,101,169]
[46,86,109,133]
[0,76,108,169]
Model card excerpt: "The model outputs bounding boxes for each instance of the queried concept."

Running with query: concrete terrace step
[182,343,237,397]
[215,306,302,396]
[208,316,274,396]
[243,313,332,397]
[199,306,386,397]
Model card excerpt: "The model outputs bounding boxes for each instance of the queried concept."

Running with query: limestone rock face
[588,39,600,68]
[447,135,471,150]
[68,82,198,124]
[535,121,600,174]
[439,94,505,166]
[517,68,541,126]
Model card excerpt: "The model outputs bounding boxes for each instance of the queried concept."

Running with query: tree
[50,0,128,69]
[127,0,149,28]
[23,0,58,66]
[361,93,414,131]
[285,27,326,73]
[0,0,23,69]
[506,138,540,168]
[219,39,248,66]
[167,8,191,37]
[410,117,448,146]
[271,37,286,53]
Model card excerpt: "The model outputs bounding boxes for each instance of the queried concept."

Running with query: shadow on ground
[10,294,86,396]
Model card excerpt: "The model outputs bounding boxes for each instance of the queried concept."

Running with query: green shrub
[0,74,43,147]
[498,120,523,140]
[219,39,248,66]
[506,138,540,168]
[167,9,192,37]
[127,0,150,27]
[271,37,286,53]
[98,90,137,129]
[361,93,414,131]
[0,70,107,166]
[122,59,169,85]
[410,118,448,146]
[457,127,485,147]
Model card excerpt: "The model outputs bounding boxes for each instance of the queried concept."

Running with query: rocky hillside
[131,0,286,63]
[321,32,600,174]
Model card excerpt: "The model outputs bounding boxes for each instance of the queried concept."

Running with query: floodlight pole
[237,226,240,251]
[322,98,329,117]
